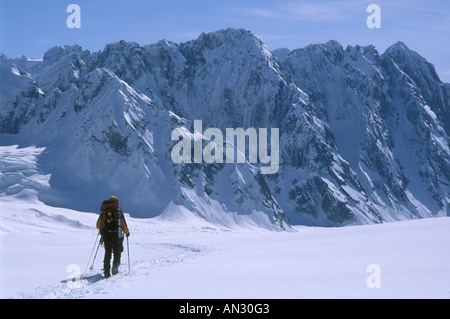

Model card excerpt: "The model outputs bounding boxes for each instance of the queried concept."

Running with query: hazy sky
[1,0,449,82]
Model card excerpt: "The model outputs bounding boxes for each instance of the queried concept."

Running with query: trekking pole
[90,236,102,271]
[74,231,100,291]
[127,235,130,273]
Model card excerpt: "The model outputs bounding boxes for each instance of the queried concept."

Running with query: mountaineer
[96,196,130,278]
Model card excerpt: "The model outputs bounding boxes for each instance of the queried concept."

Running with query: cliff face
[1,28,449,228]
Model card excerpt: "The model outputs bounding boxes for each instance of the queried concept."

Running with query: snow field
[1,144,449,299]
[1,196,449,299]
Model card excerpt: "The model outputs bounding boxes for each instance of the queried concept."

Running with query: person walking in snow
[96,196,130,278]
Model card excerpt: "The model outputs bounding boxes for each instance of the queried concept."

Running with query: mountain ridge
[1,28,449,229]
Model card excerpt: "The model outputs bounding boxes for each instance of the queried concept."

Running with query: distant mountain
[1,28,449,228]
[272,48,291,62]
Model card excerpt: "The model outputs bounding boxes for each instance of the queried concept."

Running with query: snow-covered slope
[1,122,449,299]
[1,152,449,298]
[2,200,449,299]
[282,41,450,224]
[1,28,449,228]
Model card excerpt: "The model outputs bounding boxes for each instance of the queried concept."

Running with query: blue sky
[1,0,449,82]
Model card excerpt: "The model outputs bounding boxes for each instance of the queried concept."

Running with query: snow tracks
[16,241,208,299]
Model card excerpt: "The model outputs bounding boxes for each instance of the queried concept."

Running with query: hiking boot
[104,270,111,278]
[112,263,119,275]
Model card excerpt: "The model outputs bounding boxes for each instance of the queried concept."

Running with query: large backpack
[100,197,121,235]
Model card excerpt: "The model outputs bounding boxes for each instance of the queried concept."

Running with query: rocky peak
[1,29,449,227]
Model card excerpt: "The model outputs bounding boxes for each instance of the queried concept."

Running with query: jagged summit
[386,40,409,51]
[1,28,449,228]
[193,28,261,47]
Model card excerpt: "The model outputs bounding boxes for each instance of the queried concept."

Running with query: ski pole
[127,235,130,273]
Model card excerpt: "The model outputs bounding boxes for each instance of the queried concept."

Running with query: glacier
[1,28,449,228]
[1,143,449,299]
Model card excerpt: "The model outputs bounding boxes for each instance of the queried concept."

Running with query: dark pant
[102,231,123,273]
